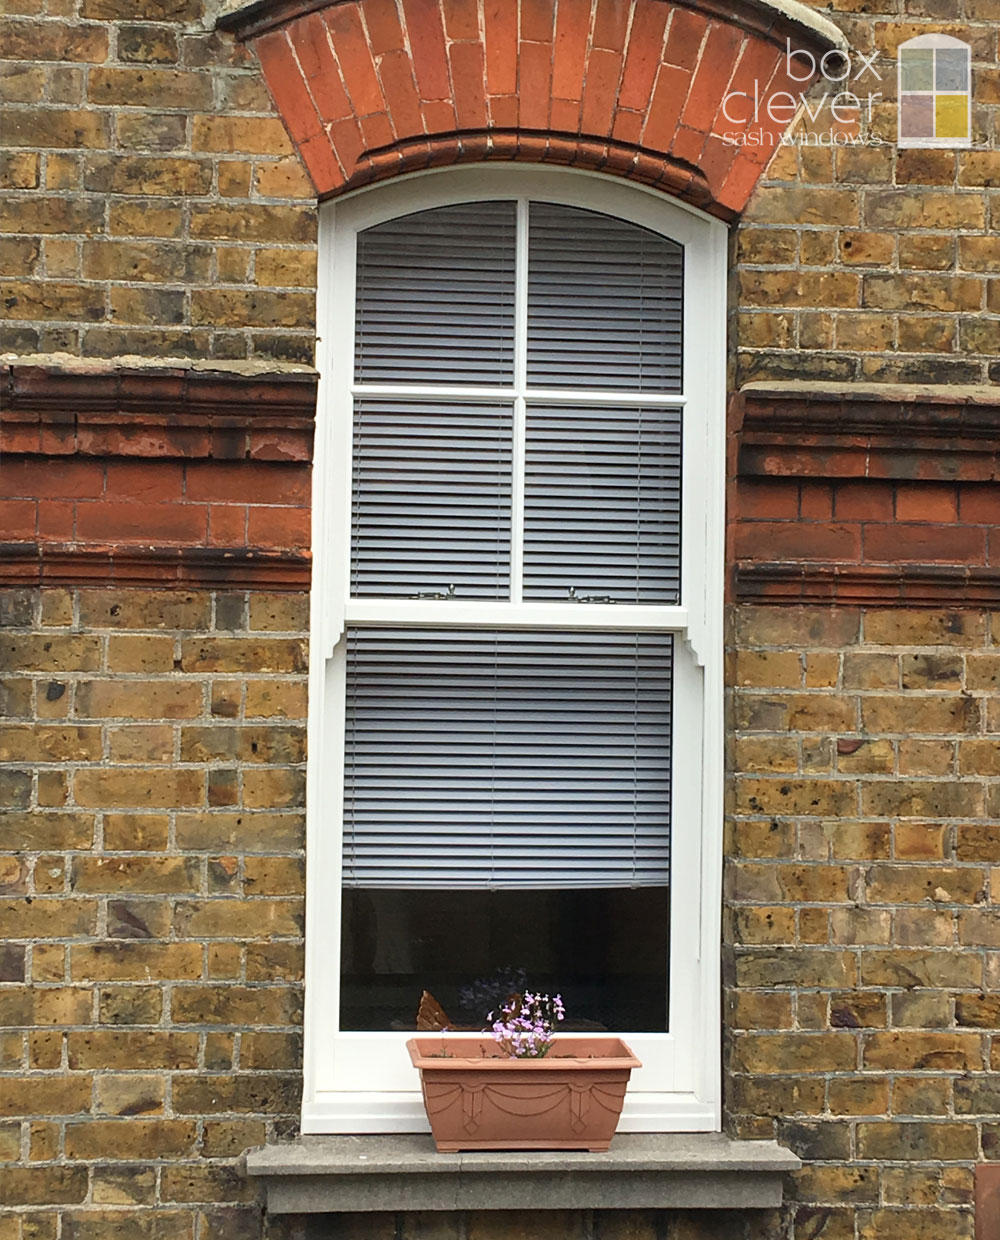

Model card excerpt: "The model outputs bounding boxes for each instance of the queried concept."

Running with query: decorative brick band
[1,365,315,590]
[361,128,715,209]
[735,562,1000,607]
[220,0,846,218]
[2,364,317,461]
[732,382,1000,606]
[738,382,1000,483]
[0,544,312,591]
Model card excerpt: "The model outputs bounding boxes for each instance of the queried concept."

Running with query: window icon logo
[898,34,971,148]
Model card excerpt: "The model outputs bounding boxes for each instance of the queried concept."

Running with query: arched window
[305,167,726,1133]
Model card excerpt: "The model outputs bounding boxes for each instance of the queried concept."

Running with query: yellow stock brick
[736,778,855,816]
[105,636,176,673]
[864,611,985,646]
[70,856,198,894]
[73,768,203,809]
[71,942,202,982]
[828,1078,890,1117]
[865,865,985,905]
[0,724,101,762]
[75,680,203,720]
[734,1032,857,1074]
[894,823,948,860]
[0,899,96,939]
[891,1077,952,1116]
[0,1165,88,1206]
[254,248,317,290]
[95,1074,165,1117]
[861,780,983,818]
[192,115,294,156]
[170,984,301,1026]
[744,187,859,226]
[107,724,175,762]
[65,1119,198,1160]
[89,68,212,110]
[737,228,798,264]
[102,814,169,852]
[0,1075,92,1116]
[172,898,302,939]
[864,1032,983,1072]
[244,680,308,718]
[898,740,954,776]
[77,590,210,631]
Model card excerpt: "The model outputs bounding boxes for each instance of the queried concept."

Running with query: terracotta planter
[407,1035,641,1152]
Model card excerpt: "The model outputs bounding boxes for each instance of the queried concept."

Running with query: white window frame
[304,165,726,1134]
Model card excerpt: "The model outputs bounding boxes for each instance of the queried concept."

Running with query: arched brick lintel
[221,0,847,219]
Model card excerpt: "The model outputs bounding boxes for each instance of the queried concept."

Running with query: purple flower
[483,990,567,1059]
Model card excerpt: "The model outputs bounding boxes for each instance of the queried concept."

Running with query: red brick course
[1,365,314,589]
[732,384,1000,605]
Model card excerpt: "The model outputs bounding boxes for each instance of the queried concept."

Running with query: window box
[409,1034,641,1152]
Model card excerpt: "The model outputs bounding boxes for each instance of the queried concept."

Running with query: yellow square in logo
[935,93,968,139]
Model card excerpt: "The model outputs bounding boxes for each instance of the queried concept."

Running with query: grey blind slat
[527,202,683,392]
[355,201,516,385]
[342,629,673,890]
[523,405,682,604]
[351,400,512,599]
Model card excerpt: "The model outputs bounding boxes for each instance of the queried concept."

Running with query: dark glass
[340,886,669,1033]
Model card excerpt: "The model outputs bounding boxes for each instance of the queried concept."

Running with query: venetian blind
[354,201,517,385]
[523,404,682,603]
[526,202,683,391]
[342,629,673,889]
[351,400,512,598]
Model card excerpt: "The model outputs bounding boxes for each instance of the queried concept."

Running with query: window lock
[411,584,457,600]
[568,587,616,604]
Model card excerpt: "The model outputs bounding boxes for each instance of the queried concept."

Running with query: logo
[721,40,884,149]
[897,34,971,148]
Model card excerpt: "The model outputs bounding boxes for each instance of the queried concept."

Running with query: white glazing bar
[351,383,687,407]
[510,197,529,604]
[345,599,689,631]
[522,389,687,407]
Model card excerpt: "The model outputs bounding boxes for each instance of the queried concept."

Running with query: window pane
[342,629,673,888]
[523,404,682,604]
[351,400,513,599]
[341,886,669,1032]
[527,202,683,392]
[355,201,516,385]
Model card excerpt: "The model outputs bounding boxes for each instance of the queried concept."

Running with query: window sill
[245,1133,800,1213]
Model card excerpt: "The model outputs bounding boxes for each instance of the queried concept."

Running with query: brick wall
[2,591,997,1238]
[1,586,307,1237]
[2,0,999,1237]
[1,0,316,364]
[735,14,1000,387]
[4,0,997,379]
[728,604,998,1240]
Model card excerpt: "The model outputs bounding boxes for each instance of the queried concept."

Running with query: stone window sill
[245,1133,800,1214]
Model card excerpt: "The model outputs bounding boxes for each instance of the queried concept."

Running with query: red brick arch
[221,0,845,218]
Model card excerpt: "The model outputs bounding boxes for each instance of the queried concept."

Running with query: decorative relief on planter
[408,1035,640,1152]
[219,0,846,218]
